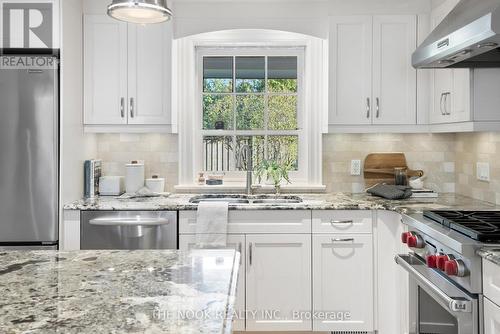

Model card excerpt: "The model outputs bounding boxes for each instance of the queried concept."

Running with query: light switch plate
[351,160,361,176]
[476,162,490,182]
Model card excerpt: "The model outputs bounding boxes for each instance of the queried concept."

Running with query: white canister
[125,161,145,193]
[146,175,165,193]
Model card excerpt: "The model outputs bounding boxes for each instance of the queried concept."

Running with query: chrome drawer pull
[330,219,354,225]
[331,238,355,242]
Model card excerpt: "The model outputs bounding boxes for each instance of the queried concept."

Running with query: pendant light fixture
[107,0,172,24]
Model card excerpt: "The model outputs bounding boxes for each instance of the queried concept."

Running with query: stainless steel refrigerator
[0,56,59,250]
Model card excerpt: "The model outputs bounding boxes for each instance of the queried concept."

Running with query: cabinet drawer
[483,259,500,307]
[179,210,311,234]
[484,297,500,334]
[312,210,373,233]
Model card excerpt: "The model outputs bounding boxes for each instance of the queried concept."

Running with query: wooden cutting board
[363,153,424,187]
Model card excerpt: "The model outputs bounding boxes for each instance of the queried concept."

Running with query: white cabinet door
[484,297,500,334]
[329,16,373,125]
[179,235,246,331]
[372,15,417,125]
[376,211,409,334]
[430,0,470,124]
[127,22,172,125]
[84,15,127,125]
[449,69,471,122]
[313,234,374,332]
[246,234,312,331]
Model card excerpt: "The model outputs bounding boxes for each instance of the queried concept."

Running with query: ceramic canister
[125,161,145,193]
[145,175,165,193]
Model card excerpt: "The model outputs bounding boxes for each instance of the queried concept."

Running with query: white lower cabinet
[246,234,312,331]
[312,233,374,332]
[178,234,246,331]
[484,297,500,334]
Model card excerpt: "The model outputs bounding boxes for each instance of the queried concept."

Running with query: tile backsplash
[455,132,500,205]
[96,134,178,192]
[94,132,500,204]
[322,133,457,193]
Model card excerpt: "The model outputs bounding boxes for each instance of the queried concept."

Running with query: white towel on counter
[195,201,229,248]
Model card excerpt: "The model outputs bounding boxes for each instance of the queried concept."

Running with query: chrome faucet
[236,144,253,195]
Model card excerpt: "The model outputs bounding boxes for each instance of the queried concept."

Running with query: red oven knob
[445,260,458,276]
[436,254,449,270]
[426,254,438,268]
[444,259,468,277]
[401,232,411,243]
[407,234,425,248]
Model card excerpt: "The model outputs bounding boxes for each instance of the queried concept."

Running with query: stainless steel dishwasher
[81,211,177,250]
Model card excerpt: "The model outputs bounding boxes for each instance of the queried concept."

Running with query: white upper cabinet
[329,15,417,127]
[84,15,172,129]
[372,15,417,125]
[84,15,127,125]
[329,16,373,125]
[430,1,471,124]
[127,23,172,125]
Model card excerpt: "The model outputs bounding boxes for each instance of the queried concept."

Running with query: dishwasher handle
[89,217,170,227]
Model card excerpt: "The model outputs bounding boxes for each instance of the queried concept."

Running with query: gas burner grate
[423,210,500,242]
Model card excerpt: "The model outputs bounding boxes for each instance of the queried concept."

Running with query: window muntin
[200,50,302,177]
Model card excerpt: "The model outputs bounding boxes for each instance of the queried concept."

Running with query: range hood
[412,0,500,68]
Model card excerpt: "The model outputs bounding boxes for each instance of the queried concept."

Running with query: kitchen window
[174,30,326,189]
[199,48,305,180]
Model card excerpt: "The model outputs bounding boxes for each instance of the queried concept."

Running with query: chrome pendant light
[107,0,172,24]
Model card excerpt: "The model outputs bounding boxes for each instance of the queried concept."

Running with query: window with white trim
[198,47,305,181]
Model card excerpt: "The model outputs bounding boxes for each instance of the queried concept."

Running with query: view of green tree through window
[202,54,300,173]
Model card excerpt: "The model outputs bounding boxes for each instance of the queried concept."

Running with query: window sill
[174,182,326,194]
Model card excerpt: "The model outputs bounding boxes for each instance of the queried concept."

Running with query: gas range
[400,211,500,294]
[423,210,500,242]
[396,211,500,333]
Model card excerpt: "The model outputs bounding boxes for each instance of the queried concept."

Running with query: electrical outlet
[351,160,361,176]
[476,162,490,182]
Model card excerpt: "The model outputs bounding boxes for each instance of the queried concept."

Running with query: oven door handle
[89,218,170,227]
[395,255,472,313]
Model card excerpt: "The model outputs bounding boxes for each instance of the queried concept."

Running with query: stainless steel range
[396,210,500,334]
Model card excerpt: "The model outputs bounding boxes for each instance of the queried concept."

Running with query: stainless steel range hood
[412,0,500,68]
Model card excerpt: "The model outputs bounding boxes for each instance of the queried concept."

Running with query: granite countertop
[0,249,239,334]
[64,192,498,214]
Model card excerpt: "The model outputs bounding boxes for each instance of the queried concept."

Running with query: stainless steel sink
[252,198,303,204]
[189,195,249,204]
[189,194,303,205]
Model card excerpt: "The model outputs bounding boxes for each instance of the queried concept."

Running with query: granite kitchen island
[0,249,239,334]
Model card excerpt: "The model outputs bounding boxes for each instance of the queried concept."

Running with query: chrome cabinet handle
[130,97,135,118]
[440,93,445,115]
[248,242,253,266]
[444,92,451,115]
[366,98,370,118]
[331,238,355,242]
[238,242,242,265]
[330,219,354,225]
[120,97,125,118]
[376,97,380,118]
